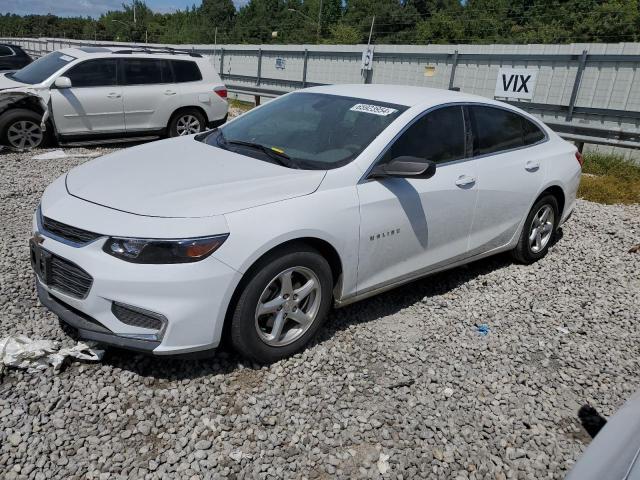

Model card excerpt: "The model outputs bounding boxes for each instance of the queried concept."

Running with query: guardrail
[3,37,639,150]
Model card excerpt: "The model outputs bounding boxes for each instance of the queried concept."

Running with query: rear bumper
[37,281,160,353]
[208,113,228,129]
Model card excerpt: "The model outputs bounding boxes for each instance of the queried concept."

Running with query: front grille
[111,303,165,331]
[49,255,93,298]
[43,216,102,245]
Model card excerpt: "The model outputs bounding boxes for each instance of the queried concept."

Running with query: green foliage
[578,152,640,205]
[0,0,638,45]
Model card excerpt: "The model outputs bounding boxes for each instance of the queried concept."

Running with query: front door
[50,59,124,135]
[356,105,478,294]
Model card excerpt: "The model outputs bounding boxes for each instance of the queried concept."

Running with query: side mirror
[370,156,437,179]
[54,76,71,89]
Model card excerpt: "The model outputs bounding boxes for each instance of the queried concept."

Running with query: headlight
[103,234,228,264]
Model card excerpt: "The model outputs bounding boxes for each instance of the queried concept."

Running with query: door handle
[164,90,177,96]
[525,160,540,172]
[455,175,476,188]
[107,92,121,99]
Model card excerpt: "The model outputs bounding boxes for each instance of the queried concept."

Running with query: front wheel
[511,194,559,264]
[168,109,206,137]
[0,108,48,150]
[230,245,333,363]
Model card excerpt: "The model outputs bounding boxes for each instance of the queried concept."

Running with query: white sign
[361,46,374,71]
[350,104,397,116]
[494,68,537,100]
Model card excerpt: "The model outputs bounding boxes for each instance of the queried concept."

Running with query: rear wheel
[230,245,333,363]
[168,109,206,137]
[0,109,48,150]
[511,194,559,264]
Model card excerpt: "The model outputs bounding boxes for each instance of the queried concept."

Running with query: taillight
[575,151,584,168]
[214,87,227,99]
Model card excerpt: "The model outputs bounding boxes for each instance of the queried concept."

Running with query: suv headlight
[103,234,228,264]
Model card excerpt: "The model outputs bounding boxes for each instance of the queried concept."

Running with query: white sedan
[31,85,582,362]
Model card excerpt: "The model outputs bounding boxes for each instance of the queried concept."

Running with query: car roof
[303,84,501,109]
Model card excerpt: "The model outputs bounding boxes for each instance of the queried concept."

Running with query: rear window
[522,117,545,145]
[172,60,202,82]
[0,45,13,56]
[122,58,173,85]
[469,105,525,156]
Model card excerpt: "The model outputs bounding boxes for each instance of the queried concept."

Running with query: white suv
[0,46,228,149]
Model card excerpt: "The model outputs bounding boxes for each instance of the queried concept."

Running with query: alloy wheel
[175,115,202,135]
[529,204,555,253]
[7,120,43,150]
[254,266,322,347]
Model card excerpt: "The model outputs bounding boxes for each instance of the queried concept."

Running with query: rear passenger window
[522,117,545,145]
[0,45,13,56]
[122,59,173,85]
[172,60,202,82]
[469,105,524,155]
[66,59,118,87]
[382,106,466,164]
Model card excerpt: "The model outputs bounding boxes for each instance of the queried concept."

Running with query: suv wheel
[169,109,206,137]
[0,109,48,150]
[512,194,560,264]
[230,245,333,363]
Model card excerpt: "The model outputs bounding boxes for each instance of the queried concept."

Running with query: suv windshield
[8,51,76,84]
[201,92,407,170]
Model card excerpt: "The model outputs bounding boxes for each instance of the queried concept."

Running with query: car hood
[65,136,326,218]
[0,73,30,90]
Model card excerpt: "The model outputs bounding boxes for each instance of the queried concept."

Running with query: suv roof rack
[112,47,202,58]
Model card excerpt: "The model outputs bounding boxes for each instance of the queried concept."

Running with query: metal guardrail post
[219,48,225,77]
[302,48,309,88]
[566,49,588,121]
[448,50,459,90]
[256,48,262,86]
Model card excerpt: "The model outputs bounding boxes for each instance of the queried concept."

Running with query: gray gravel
[1,146,639,479]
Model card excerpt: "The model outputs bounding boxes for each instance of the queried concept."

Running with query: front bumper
[32,211,242,355]
[37,281,161,353]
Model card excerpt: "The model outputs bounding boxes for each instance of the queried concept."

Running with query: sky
[0,0,247,17]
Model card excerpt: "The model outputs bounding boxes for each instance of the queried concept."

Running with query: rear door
[50,58,124,135]
[356,105,478,294]
[466,105,547,255]
[120,58,179,132]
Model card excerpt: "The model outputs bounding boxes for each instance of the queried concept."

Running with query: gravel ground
[1,145,639,480]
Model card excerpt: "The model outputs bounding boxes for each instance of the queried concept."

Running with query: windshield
[202,92,408,170]
[8,51,76,84]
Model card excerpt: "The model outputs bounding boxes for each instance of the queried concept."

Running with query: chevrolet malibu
[31,85,582,363]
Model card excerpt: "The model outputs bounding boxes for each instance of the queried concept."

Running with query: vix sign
[494,68,538,100]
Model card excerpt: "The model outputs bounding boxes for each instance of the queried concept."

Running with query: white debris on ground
[0,335,104,373]
[32,149,102,161]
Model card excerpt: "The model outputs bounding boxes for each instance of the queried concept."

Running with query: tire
[0,108,49,150]
[511,194,560,264]
[230,245,333,363]
[168,109,207,137]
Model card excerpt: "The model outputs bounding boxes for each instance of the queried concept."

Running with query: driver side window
[382,105,466,164]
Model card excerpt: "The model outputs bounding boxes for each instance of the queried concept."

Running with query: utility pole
[316,0,323,43]
[133,1,137,24]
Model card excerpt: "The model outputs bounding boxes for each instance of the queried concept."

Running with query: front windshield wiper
[216,131,294,168]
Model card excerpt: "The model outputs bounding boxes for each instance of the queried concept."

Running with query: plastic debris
[0,335,104,373]
[32,149,102,161]
[32,149,68,160]
[475,323,490,336]
[556,326,570,334]
[229,449,252,462]
[377,452,390,474]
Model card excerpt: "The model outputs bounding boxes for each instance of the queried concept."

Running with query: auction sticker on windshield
[350,104,398,116]
[60,55,76,62]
